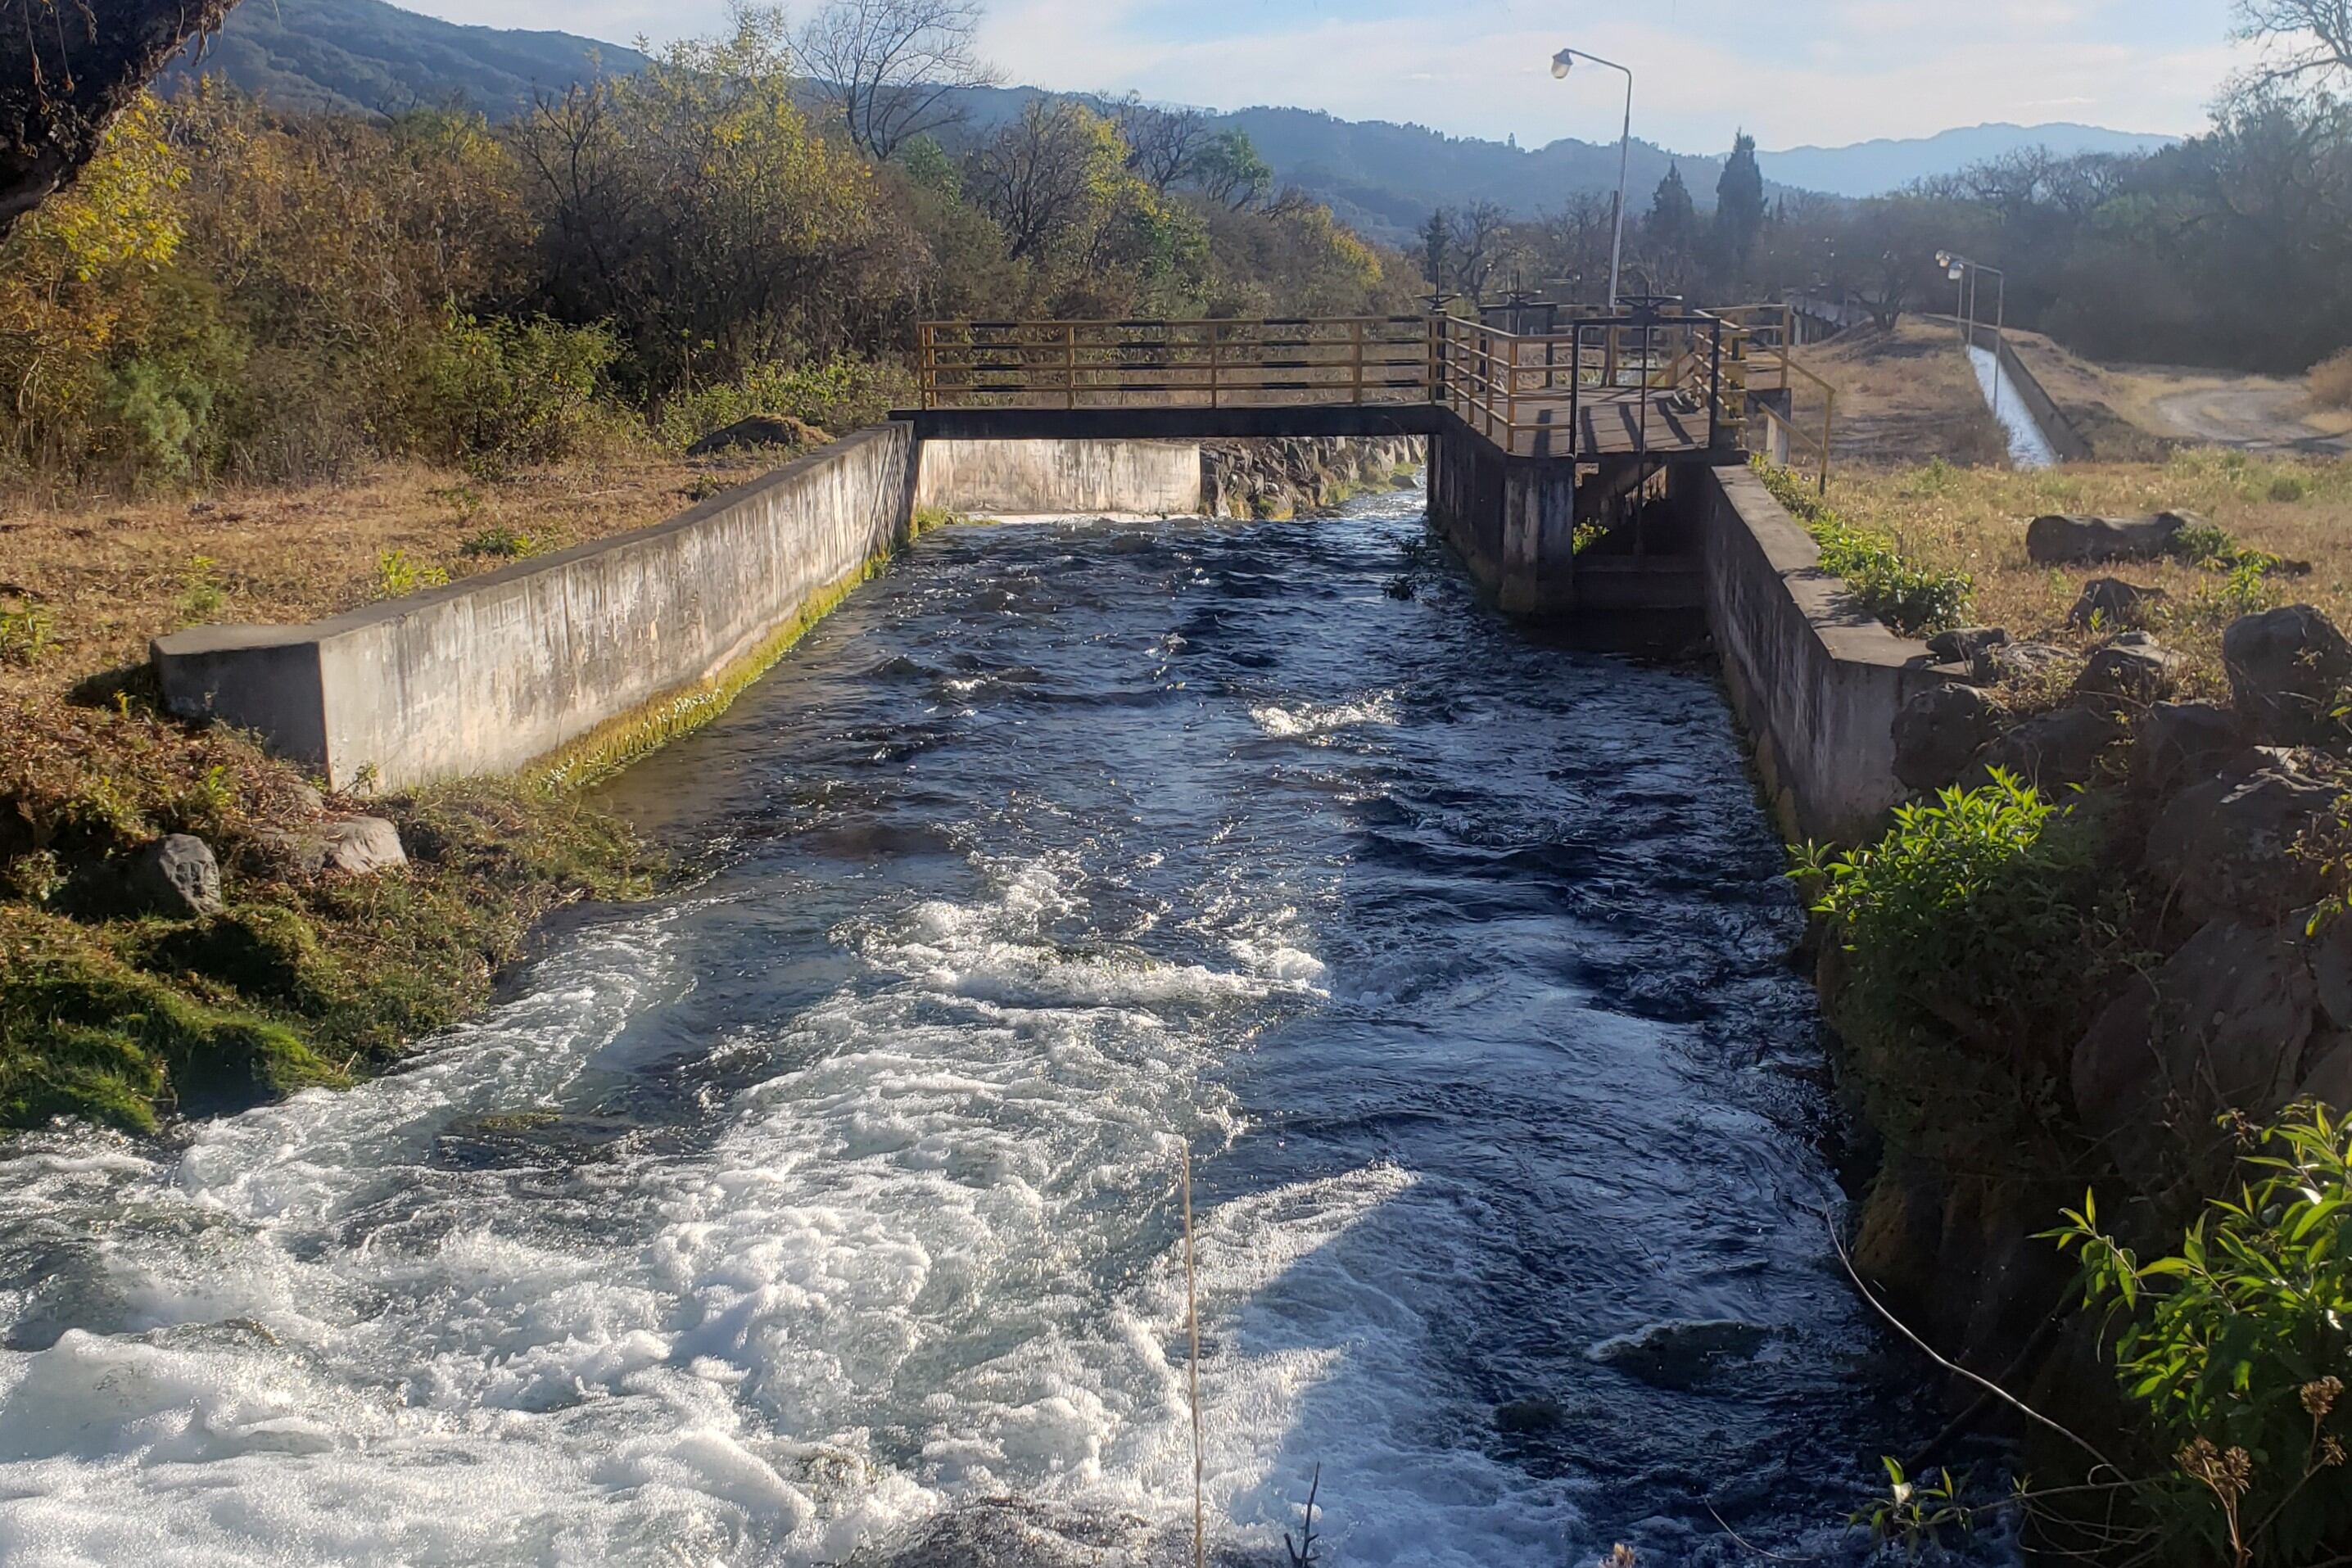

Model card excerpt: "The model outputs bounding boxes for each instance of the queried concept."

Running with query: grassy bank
[0,448,819,1134]
[1828,448,2352,685]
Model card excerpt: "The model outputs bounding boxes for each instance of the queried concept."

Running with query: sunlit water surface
[0,489,1956,1565]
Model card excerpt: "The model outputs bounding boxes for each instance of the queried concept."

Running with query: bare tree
[2235,0,2352,85]
[1113,95,1210,191]
[964,99,1107,261]
[796,0,996,160]
[1450,201,1508,302]
[0,0,240,239]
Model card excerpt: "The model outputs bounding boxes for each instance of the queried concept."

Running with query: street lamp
[1552,46,1633,311]
[1937,249,2007,415]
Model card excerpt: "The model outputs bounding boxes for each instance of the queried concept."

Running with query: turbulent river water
[0,487,1947,1566]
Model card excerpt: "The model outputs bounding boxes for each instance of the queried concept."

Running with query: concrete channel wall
[156,424,918,790]
[1688,463,1943,843]
[913,438,1202,517]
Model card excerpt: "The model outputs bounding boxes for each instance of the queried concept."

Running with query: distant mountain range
[165,0,2183,244]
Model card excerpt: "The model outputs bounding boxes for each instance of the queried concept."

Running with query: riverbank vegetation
[1798,452,2352,1561]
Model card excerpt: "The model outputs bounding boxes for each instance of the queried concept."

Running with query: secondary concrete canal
[0,486,1946,1564]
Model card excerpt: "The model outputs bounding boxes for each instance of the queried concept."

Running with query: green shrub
[1793,773,2126,1160]
[177,554,226,621]
[652,355,907,451]
[390,312,630,473]
[374,549,450,599]
[2051,1105,2352,1566]
[0,603,54,667]
[459,525,540,559]
[1757,459,1974,635]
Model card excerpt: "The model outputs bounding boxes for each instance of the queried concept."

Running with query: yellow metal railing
[916,317,1433,409]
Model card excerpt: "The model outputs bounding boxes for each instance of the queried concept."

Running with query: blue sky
[409,0,2256,150]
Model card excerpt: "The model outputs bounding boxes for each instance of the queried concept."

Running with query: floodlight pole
[1554,47,1634,310]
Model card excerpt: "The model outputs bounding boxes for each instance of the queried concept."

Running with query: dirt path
[2145,379,2352,453]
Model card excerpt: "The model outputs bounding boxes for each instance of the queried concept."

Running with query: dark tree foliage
[1714,130,1766,270]
[0,0,237,237]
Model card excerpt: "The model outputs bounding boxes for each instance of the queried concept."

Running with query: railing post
[1820,389,1835,495]
[1707,319,1722,450]
[1209,322,1221,410]
[1350,319,1366,405]
[1569,323,1582,461]
[1064,323,1077,411]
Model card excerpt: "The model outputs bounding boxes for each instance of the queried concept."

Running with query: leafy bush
[460,526,540,560]
[1757,459,1974,635]
[1793,773,2126,1161]
[389,312,630,473]
[374,549,450,599]
[0,605,54,667]
[2311,348,2352,412]
[651,356,907,451]
[177,555,226,621]
[2051,1105,2352,1566]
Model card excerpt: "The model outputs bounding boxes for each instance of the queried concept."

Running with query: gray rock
[2071,919,2314,1143]
[2066,578,2169,631]
[1493,1398,1565,1434]
[1588,1319,1771,1391]
[254,816,408,879]
[2304,1034,2352,1109]
[2310,917,2352,1033]
[2146,768,2336,922]
[685,414,828,456]
[290,782,328,817]
[1892,684,2007,793]
[1973,704,2121,790]
[1970,639,2074,686]
[1926,626,2008,665]
[2073,639,2182,711]
[2025,513,2187,566]
[2131,703,2244,798]
[125,834,223,917]
[323,817,407,876]
[2223,604,2352,743]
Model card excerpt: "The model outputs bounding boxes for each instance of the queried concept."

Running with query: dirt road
[2146,378,2352,453]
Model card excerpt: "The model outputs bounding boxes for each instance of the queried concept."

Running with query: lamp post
[1552,47,1633,311]
[1936,250,2007,416]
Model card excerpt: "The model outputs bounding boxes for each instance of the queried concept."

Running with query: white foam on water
[1248,693,1399,743]
[0,852,1585,1565]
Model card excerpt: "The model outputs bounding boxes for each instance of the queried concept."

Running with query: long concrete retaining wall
[1687,463,1943,843]
[1967,323,2092,462]
[914,438,1201,517]
[156,424,917,790]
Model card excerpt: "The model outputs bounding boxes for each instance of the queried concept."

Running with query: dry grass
[1798,318,2011,468]
[0,449,776,706]
[1827,447,2352,695]
[2314,348,2352,413]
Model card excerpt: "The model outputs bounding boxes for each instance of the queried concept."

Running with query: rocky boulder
[685,415,830,455]
[2071,919,2314,1149]
[1973,704,2121,790]
[1892,684,2008,792]
[125,834,224,918]
[254,816,408,880]
[1926,626,2008,666]
[2025,512,2188,566]
[2130,702,2244,798]
[2223,604,2352,743]
[2072,635,2182,711]
[2146,767,2335,922]
[2066,578,2169,632]
[1970,640,2074,687]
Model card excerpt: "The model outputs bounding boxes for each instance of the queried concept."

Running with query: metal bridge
[911,300,1836,490]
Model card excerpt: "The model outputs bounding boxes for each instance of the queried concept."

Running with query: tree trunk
[0,0,239,240]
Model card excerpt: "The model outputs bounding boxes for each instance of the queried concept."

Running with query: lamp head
[1947,262,1965,281]
[1552,48,1575,79]
[1935,251,1952,269]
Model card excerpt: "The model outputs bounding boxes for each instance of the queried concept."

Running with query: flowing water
[0,488,1944,1566]
[1968,345,2060,469]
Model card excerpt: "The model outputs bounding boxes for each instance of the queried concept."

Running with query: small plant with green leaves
[1755,459,1974,635]
[1852,1458,1973,1560]
[374,549,450,599]
[178,555,227,622]
[459,526,539,560]
[0,603,54,667]
[2048,1105,2352,1566]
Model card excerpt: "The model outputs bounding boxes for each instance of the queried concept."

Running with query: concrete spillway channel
[1967,344,2060,468]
